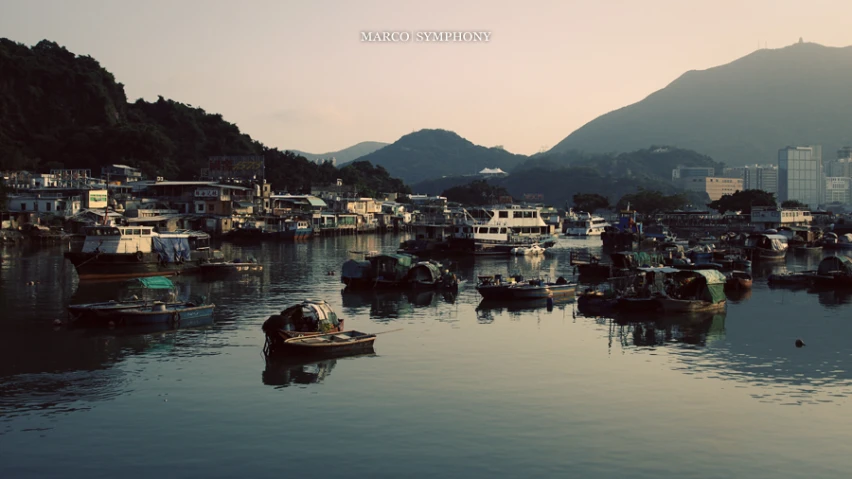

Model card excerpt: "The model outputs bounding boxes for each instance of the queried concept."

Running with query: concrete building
[682,176,744,201]
[723,164,778,194]
[750,206,813,230]
[672,166,715,185]
[825,158,852,178]
[102,164,143,184]
[825,177,852,205]
[778,145,823,208]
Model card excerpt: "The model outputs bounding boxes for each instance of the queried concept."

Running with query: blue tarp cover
[152,237,191,262]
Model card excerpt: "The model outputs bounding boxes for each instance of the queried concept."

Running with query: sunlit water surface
[1,236,851,478]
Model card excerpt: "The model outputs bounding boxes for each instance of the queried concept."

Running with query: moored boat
[265,330,376,357]
[657,269,727,313]
[724,270,753,291]
[813,255,852,288]
[447,205,557,256]
[564,212,610,236]
[64,225,212,280]
[68,276,214,328]
[68,276,182,325]
[475,274,576,300]
[743,233,788,261]
[261,299,346,342]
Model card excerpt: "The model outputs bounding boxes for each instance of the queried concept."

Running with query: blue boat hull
[70,304,215,328]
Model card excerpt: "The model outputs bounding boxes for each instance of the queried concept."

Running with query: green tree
[708,189,776,214]
[572,193,610,213]
[781,199,808,208]
[616,189,687,215]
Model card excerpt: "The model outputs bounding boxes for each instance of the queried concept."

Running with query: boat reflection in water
[261,354,377,388]
[262,357,339,388]
[609,311,726,348]
[341,288,457,320]
[725,288,753,303]
[475,296,573,324]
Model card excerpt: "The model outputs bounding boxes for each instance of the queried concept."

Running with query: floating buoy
[547,296,554,311]
[795,339,805,348]
[53,319,62,326]
[107,320,115,328]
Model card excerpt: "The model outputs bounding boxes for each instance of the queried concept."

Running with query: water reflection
[607,312,726,348]
[340,288,457,320]
[262,357,339,388]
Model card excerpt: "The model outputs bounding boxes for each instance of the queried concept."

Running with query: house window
[21,203,26,211]
[45,203,52,212]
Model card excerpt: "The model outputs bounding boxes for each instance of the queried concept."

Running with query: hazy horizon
[3,0,851,155]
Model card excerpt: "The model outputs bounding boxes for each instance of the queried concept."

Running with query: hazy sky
[2,0,851,155]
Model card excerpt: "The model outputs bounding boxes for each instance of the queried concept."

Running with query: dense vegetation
[549,42,852,166]
[441,180,511,206]
[707,189,777,214]
[572,193,610,213]
[353,129,527,183]
[615,189,688,215]
[0,39,408,197]
[413,155,711,208]
[517,146,724,184]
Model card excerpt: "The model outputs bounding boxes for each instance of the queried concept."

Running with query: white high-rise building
[778,145,823,208]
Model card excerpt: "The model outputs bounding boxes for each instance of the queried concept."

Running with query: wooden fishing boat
[657,269,727,313]
[67,276,211,327]
[267,330,377,357]
[262,299,346,342]
[725,270,753,291]
[475,274,575,300]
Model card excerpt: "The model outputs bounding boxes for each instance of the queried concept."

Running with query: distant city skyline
[2,0,852,155]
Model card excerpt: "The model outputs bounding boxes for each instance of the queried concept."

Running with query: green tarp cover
[691,269,727,285]
[127,276,176,289]
[818,255,852,275]
[705,284,727,304]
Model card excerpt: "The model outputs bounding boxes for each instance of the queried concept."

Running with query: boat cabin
[81,226,157,254]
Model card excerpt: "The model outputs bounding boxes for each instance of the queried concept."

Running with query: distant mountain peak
[353,129,527,183]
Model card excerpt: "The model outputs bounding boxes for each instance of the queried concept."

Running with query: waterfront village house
[682,177,744,201]
[750,206,813,230]
[5,188,107,226]
[310,179,357,200]
[270,195,327,229]
[144,181,254,234]
[335,197,383,230]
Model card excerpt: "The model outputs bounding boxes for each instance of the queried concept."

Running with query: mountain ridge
[352,129,527,183]
[549,41,852,165]
[290,141,389,164]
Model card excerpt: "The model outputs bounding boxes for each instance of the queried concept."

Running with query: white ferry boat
[448,205,557,255]
[564,212,610,236]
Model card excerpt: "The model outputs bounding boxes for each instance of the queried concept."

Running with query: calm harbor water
[1,235,851,478]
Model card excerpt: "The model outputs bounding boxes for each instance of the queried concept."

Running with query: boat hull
[64,252,201,280]
[476,283,576,300]
[266,331,377,358]
[657,298,726,313]
[278,228,313,240]
[69,304,215,328]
